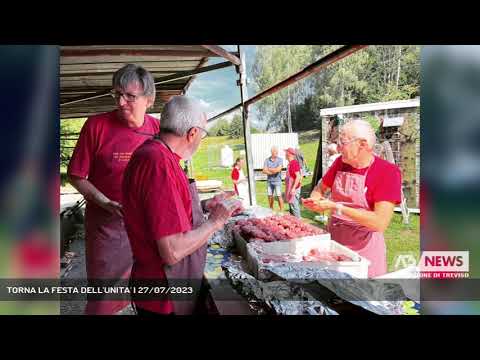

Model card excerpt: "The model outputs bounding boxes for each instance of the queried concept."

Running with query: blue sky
[186,45,259,127]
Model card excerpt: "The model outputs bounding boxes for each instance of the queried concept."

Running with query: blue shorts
[267,182,282,197]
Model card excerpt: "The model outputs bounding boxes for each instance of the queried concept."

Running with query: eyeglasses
[110,90,143,103]
[337,137,360,147]
[190,126,209,139]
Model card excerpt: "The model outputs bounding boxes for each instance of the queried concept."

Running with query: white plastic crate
[246,236,370,280]
[256,233,332,256]
[233,230,330,265]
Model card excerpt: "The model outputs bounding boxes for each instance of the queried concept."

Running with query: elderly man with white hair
[303,120,402,277]
[122,96,242,315]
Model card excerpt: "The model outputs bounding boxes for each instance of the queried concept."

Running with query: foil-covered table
[205,207,420,315]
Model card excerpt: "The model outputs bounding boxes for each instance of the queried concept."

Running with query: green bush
[228,115,244,139]
[210,119,230,136]
[364,115,381,133]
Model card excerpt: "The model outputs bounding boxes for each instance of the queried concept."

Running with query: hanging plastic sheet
[222,259,338,315]
[266,263,408,315]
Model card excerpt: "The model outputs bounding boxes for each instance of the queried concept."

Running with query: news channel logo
[393,251,470,278]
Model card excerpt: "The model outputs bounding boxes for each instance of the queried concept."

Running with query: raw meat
[234,214,327,242]
[302,248,353,262]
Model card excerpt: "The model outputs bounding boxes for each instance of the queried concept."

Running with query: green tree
[60,118,86,169]
[310,45,370,108]
[250,126,261,134]
[250,45,420,132]
[228,115,244,139]
[361,45,420,102]
[209,118,230,136]
[251,45,314,131]
[291,95,320,131]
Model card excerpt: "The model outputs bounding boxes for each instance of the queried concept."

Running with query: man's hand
[69,175,123,217]
[205,191,236,212]
[273,165,283,174]
[209,199,243,230]
[100,199,124,217]
[309,189,324,201]
[302,198,336,213]
[218,190,236,200]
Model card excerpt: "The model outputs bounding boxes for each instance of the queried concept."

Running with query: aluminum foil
[267,263,406,315]
[222,259,338,315]
[209,215,248,248]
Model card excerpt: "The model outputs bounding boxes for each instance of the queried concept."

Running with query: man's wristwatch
[335,203,343,216]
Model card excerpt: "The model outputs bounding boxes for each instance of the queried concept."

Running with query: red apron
[285,169,299,204]
[327,162,387,278]
[162,179,208,315]
[285,172,294,204]
[84,205,132,315]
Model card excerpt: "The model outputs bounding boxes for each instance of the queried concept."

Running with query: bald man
[303,120,402,277]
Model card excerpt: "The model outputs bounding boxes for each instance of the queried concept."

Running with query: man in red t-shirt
[284,148,302,218]
[303,120,402,277]
[122,96,242,315]
[67,64,160,314]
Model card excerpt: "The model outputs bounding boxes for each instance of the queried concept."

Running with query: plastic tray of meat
[233,215,328,243]
[232,214,330,255]
[246,238,370,280]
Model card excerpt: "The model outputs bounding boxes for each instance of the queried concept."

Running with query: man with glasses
[67,64,160,314]
[122,96,242,315]
[303,120,402,277]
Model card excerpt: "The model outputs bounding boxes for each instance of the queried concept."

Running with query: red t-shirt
[231,167,240,195]
[287,159,302,189]
[67,111,160,208]
[122,139,193,314]
[322,155,402,210]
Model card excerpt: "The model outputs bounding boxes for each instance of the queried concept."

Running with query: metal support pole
[207,103,242,123]
[237,45,256,207]
[311,116,324,192]
[287,84,292,132]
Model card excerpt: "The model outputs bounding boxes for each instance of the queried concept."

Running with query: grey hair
[160,96,207,136]
[271,146,278,152]
[112,64,156,100]
[341,119,377,149]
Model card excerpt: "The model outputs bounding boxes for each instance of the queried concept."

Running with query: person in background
[303,120,401,277]
[295,148,309,176]
[284,147,302,218]
[327,143,341,169]
[67,64,160,315]
[231,157,250,207]
[263,146,284,212]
